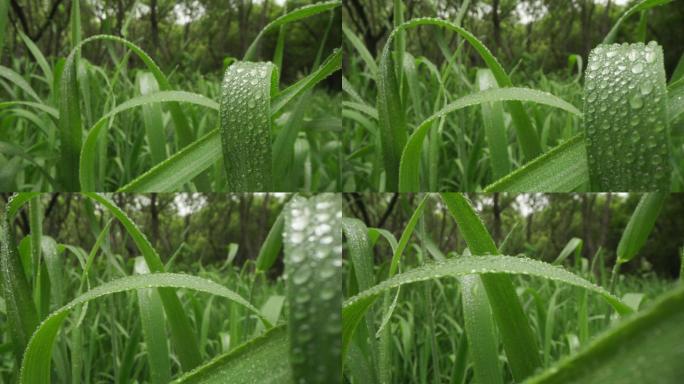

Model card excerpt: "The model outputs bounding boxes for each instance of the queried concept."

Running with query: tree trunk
[150,0,160,53]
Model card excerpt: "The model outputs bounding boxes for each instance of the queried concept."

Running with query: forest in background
[344,0,684,77]
[0,193,288,271]
[2,0,341,84]
[343,193,684,278]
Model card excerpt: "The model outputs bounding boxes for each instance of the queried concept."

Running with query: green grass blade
[134,258,171,384]
[440,193,541,381]
[342,23,378,77]
[616,193,666,264]
[477,68,510,180]
[602,0,673,44]
[460,275,503,384]
[342,255,632,360]
[525,282,684,384]
[0,65,42,103]
[79,90,218,191]
[20,273,266,384]
[399,88,581,191]
[283,194,342,384]
[174,326,291,384]
[271,48,341,114]
[484,134,589,192]
[379,18,543,191]
[220,62,277,191]
[243,0,341,61]
[0,101,59,118]
[82,193,202,371]
[1,196,39,369]
[59,35,199,190]
[137,72,168,165]
[17,31,53,86]
[117,129,221,192]
[255,210,285,272]
[584,43,669,190]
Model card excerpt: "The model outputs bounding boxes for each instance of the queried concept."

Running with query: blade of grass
[583,43,669,190]
[525,282,684,384]
[20,273,267,384]
[440,193,541,381]
[484,134,589,192]
[399,88,581,191]
[1,196,39,369]
[283,194,342,384]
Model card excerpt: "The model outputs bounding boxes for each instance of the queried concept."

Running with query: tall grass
[0,193,342,383]
[342,193,684,383]
[0,1,341,192]
[342,0,683,192]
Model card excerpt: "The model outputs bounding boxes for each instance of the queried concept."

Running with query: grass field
[0,1,342,192]
[0,192,341,383]
[342,0,684,192]
[342,192,684,383]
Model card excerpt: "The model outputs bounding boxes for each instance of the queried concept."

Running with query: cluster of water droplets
[283,194,342,384]
[220,61,273,191]
[583,42,669,190]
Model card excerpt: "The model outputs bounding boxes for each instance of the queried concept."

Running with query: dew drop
[629,94,644,109]
[631,63,643,74]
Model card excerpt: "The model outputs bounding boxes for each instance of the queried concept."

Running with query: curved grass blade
[255,210,285,272]
[342,255,633,360]
[17,31,53,85]
[379,18,543,190]
[174,326,291,384]
[243,0,341,61]
[342,23,378,77]
[602,0,673,44]
[0,101,59,118]
[440,193,541,381]
[399,88,581,191]
[616,192,666,264]
[283,194,342,384]
[584,43,669,191]
[79,90,218,191]
[484,134,588,192]
[82,193,202,371]
[59,34,198,190]
[525,282,684,384]
[0,65,42,102]
[20,273,266,384]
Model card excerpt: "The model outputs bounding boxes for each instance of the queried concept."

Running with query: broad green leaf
[584,43,669,191]
[399,88,581,191]
[525,282,684,384]
[616,192,666,264]
[484,134,589,192]
[283,195,342,384]
[174,326,291,384]
[220,62,278,191]
[20,273,266,384]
